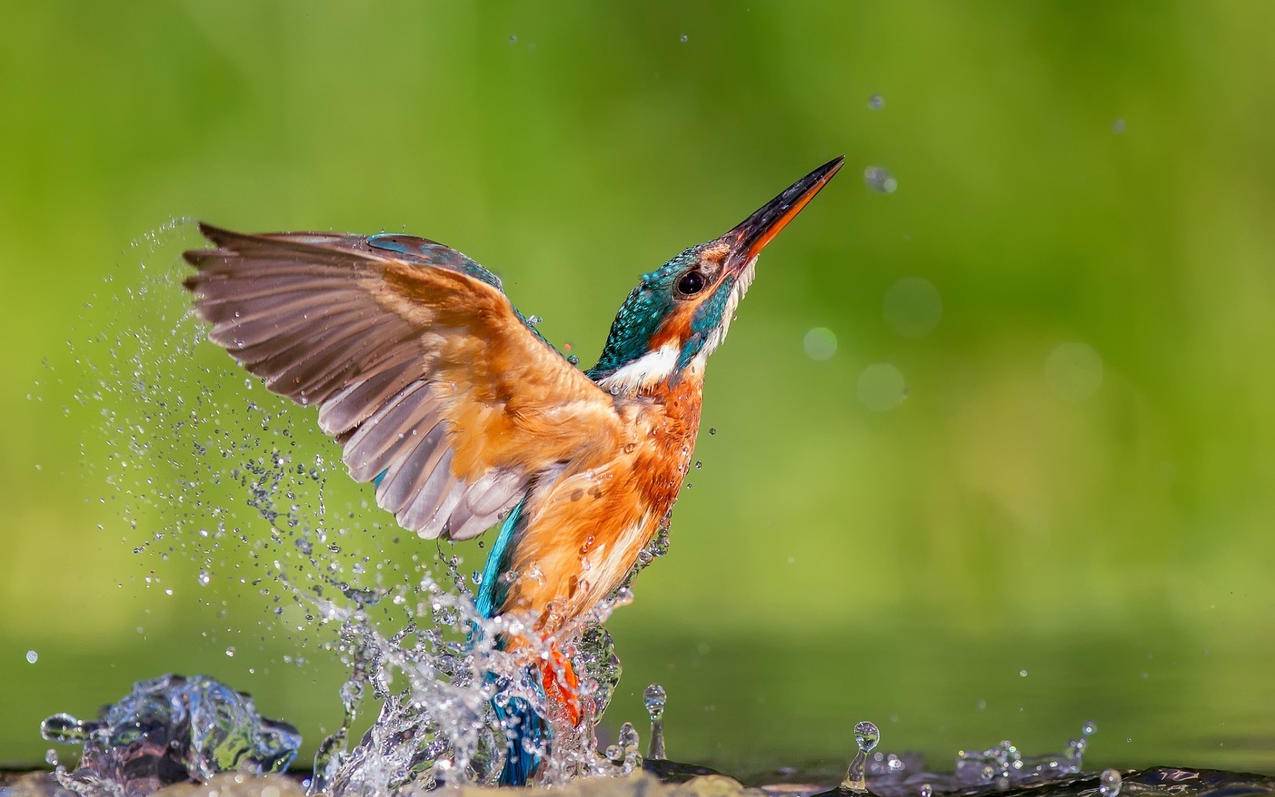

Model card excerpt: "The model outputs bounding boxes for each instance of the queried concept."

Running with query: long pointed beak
[726,155,844,267]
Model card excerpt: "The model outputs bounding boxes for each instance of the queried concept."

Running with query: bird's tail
[476,498,582,784]
[491,648,581,786]
[492,674,548,786]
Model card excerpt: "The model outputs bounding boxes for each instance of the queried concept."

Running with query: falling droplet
[1045,342,1104,401]
[864,166,898,194]
[1112,118,1126,135]
[708,427,717,436]
[857,363,906,411]
[679,33,689,43]
[854,720,880,752]
[840,720,879,792]
[197,570,211,586]
[645,683,667,759]
[803,327,838,360]
[883,277,942,338]
[1082,720,1098,736]
[26,649,39,664]
[225,646,236,657]
[44,748,59,767]
[1100,769,1122,797]
[868,94,885,110]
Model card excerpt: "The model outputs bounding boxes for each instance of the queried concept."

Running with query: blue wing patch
[367,233,504,291]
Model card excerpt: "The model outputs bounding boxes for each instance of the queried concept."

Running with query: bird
[181,155,843,785]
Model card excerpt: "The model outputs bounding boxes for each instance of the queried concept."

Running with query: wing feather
[184,223,626,540]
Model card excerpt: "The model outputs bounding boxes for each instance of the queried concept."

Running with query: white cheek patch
[597,342,680,394]
[694,257,757,368]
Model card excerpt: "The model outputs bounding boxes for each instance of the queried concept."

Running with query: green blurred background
[3,0,1275,779]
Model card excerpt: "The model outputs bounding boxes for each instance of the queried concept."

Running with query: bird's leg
[540,644,581,726]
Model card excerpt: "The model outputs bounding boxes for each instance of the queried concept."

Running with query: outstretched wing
[183,223,626,540]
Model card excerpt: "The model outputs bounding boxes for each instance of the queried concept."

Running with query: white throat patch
[596,342,680,394]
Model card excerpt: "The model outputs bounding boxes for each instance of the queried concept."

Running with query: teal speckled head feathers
[587,156,844,393]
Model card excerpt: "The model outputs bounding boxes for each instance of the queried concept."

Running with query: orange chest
[499,375,705,627]
[627,376,704,512]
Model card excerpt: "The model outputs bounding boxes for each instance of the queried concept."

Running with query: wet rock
[644,759,723,784]
[154,773,306,797]
[426,771,765,797]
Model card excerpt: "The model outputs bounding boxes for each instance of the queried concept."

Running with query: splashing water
[840,720,880,792]
[822,719,1113,797]
[28,220,1261,797]
[40,674,299,797]
[644,684,667,760]
[31,220,666,794]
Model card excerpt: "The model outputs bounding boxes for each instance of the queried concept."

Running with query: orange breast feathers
[497,376,704,636]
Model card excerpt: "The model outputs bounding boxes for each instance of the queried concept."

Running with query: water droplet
[197,570,211,586]
[1112,118,1126,134]
[644,683,667,718]
[920,785,933,797]
[1100,769,1122,797]
[45,748,59,767]
[679,33,689,43]
[868,94,885,110]
[883,277,942,338]
[527,314,542,325]
[864,165,898,194]
[1082,720,1098,736]
[708,427,717,436]
[225,646,236,657]
[803,327,838,360]
[508,34,518,44]
[1045,342,1103,401]
[857,364,906,411]
[567,354,580,366]
[854,720,880,752]
[26,649,39,664]
[840,720,879,792]
[644,682,669,760]
[1018,669,1028,678]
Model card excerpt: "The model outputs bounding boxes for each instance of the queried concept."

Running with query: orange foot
[540,646,581,725]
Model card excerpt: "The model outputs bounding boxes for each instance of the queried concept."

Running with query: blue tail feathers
[490,673,550,785]
[476,499,547,786]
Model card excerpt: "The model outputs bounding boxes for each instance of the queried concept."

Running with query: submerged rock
[40,674,300,796]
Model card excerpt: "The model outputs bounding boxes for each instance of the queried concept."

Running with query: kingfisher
[182,155,843,784]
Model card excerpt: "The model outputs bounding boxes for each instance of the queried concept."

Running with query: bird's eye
[676,271,706,296]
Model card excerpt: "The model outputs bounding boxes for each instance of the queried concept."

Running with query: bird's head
[589,156,844,394]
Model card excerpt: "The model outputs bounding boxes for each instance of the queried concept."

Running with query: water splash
[829,720,1108,797]
[644,684,667,760]
[840,720,880,792]
[36,220,663,794]
[40,674,299,797]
